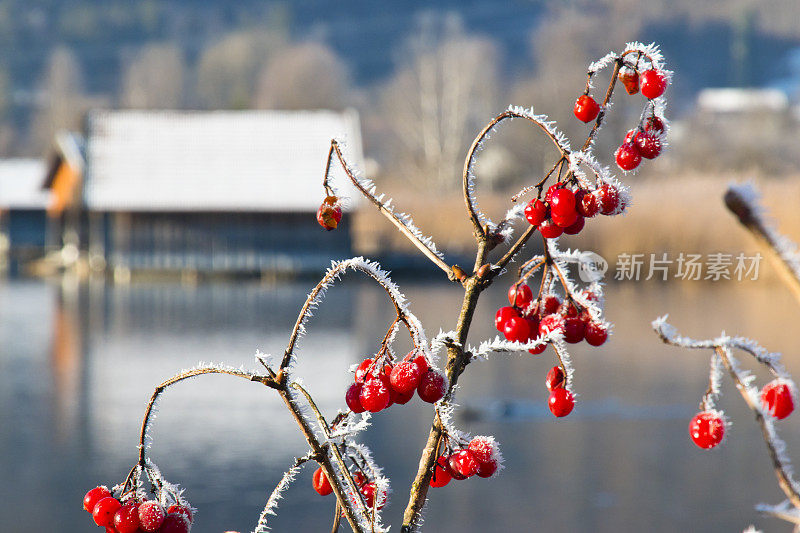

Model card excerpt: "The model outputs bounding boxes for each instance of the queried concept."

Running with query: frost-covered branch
[254,453,314,533]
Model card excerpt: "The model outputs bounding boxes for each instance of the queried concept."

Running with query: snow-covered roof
[697,88,789,113]
[0,159,50,209]
[84,109,364,212]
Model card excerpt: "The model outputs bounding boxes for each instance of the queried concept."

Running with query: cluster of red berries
[689,380,795,450]
[524,181,624,239]
[313,467,385,510]
[316,195,343,231]
[545,366,575,417]
[345,352,447,413]
[83,486,192,533]
[429,436,501,488]
[495,284,609,350]
[614,114,666,171]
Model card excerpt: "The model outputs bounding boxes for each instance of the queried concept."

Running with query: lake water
[2,275,800,532]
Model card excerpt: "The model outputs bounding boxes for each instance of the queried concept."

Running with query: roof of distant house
[83,109,364,212]
[0,159,50,209]
[697,88,789,113]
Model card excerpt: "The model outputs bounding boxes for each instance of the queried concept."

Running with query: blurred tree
[121,43,185,109]
[253,41,351,110]
[378,14,499,191]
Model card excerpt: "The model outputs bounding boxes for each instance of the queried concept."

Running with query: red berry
[548,388,575,417]
[644,115,665,134]
[538,218,563,239]
[449,450,480,478]
[618,67,639,95]
[577,191,599,218]
[624,129,637,144]
[84,486,112,513]
[615,143,641,171]
[762,380,795,420]
[413,354,429,375]
[417,369,447,403]
[542,295,561,315]
[528,343,546,355]
[430,456,452,488]
[316,196,343,231]
[633,131,662,159]
[476,459,498,478]
[390,387,415,405]
[495,306,519,331]
[640,69,667,99]
[563,214,585,235]
[93,497,122,527]
[524,199,548,226]
[361,482,385,510]
[346,382,365,413]
[551,209,578,229]
[550,188,576,217]
[563,317,585,343]
[546,366,565,391]
[526,315,540,337]
[539,314,565,336]
[352,471,367,487]
[138,500,165,532]
[545,184,559,203]
[360,377,391,412]
[508,284,533,308]
[573,94,600,123]
[114,502,141,533]
[166,505,193,524]
[689,411,725,449]
[390,360,422,394]
[503,316,530,343]
[597,184,620,215]
[313,467,333,496]
[156,514,190,533]
[355,358,373,383]
[584,322,608,346]
[467,436,497,464]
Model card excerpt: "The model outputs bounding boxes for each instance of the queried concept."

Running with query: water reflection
[1,277,800,532]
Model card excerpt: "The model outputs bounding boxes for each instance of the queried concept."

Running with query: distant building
[0,159,50,274]
[81,109,363,277]
[697,88,789,113]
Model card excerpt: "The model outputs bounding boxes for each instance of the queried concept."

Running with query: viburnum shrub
[84,42,670,533]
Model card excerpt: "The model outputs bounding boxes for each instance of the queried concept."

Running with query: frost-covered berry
[524,199,548,226]
[503,316,530,343]
[640,69,668,99]
[508,283,533,308]
[563,215,585,235]
[597,184,620,215]
[84,486,111,513]
[761,380,795,420]
[546,366,565,391]
[166,505,193,525]
[476,459,498,478]
[448,450,480,478]
[430,456,452,488]
[467,436,497,464]
[615,143,641,171]
[689,411,725,449]
[573,94,600,123]
[633,131,662,159]
[644,115,665,134]
[157,513,191,533]
[413,354,429,375]
[390,387,415,405]
[417,369,447,403]
[548,388,575,417]
[361,482,385,510]
[584,322,608,346]
[93,497,121,527]
[618,66,639,95]
[495,306,519,332]
[542,295,561,315]
[360,377,391,412]
[313,467,333,496]
[316,195,343,231]
[577,190,599,218]
[346,382,365,413]
[355,358,373,383]
[563,317,585,343]
[390,360,422,394]
[113,502,141,533]
[138,500,165,532]
[539,314,565,337]
[538,218,563,239]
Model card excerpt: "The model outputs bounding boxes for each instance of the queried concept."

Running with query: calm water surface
[2,276,800,532]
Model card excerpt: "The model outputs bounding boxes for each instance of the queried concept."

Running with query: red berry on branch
[503,316,531,343]
[618,66,639,95]
[644,115,665,134]
[346,382,366,413]
[390,360,423,394]
[624,129,637,144]
[577,191,599,218]
[761,380,795,420]
[495,306,519,331]
[476,459,498,478]
[508,284,534,308]
[467,436,497,464]
[539,314,565,336]
[615,143,641,171]
[114,502,141,533]
[418,369,447,403]
[84,486,112,513]
[430,456,452,488]
[584,322,608,346]
[689,411,725,449]
[563,214,585,235]
[360,377,391,412]
[361,482,385,510]
[552,209,579,229]
[524,199,548,226]
[156,513,190,533]
[449,450,480,478]
[391,387,415,405]
[528,343,546,355]
[546,366,565,391]
[313,467,333,496]
[166,505,193,525]
[138,500,166,532]
[526,315,540,336]
[550,189,576,218]
[316,196,343,231]
[640,69,668,99]
[542,295,561,315]
[355,358,373,383]
[352,471,367,487]
[93,497,122,527]
[597,184,620,215]
[545,184,560,203]
[413,354,429,375]
[548,388,575,417]
[633,131,662,159]
[563,317,585,343]
[574,94,600,123]
[538,218,564,238]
